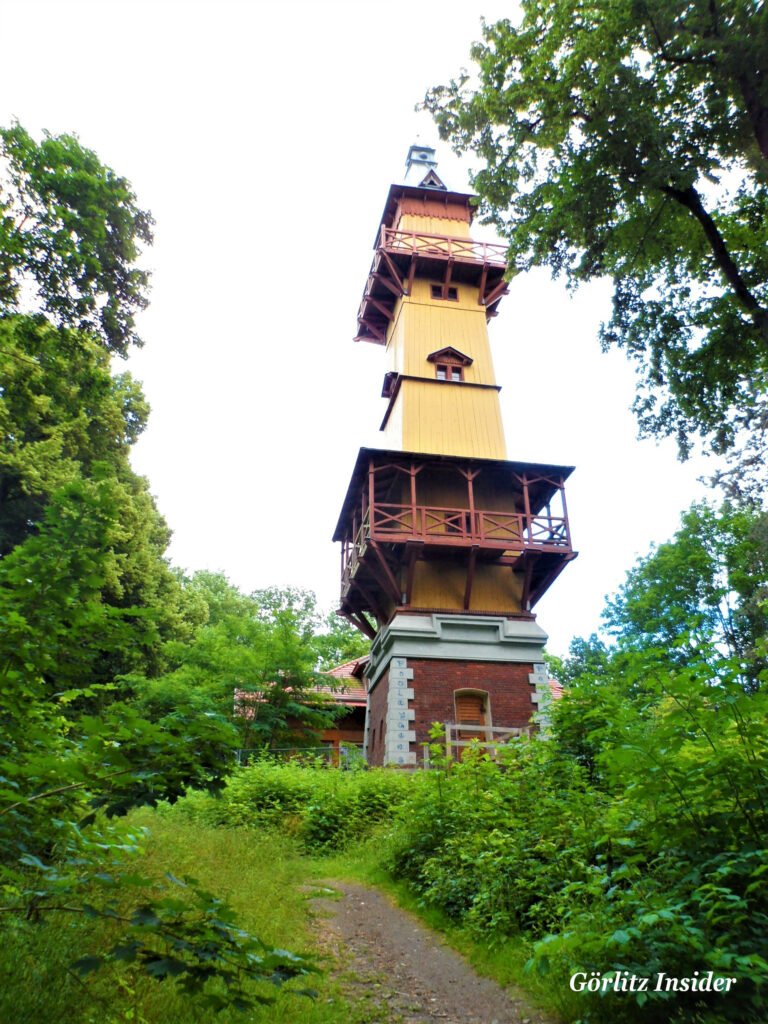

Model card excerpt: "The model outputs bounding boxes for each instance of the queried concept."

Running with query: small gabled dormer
[427,346,473,383]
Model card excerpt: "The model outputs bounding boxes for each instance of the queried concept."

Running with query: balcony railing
[370,502,569,549]
[379,227,507,265]
[340,501,570,601]
[420,723,533,765]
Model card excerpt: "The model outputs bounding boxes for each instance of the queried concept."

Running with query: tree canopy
[604,502,768,682]
[423,0,768,492]
[0,123,152,355]
[129,577,355,751]
[0,126,320,1014]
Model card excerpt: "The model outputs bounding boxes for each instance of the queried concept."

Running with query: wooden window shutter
[455,692,484,725]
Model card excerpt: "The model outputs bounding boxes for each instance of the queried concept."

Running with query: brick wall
[365,658,536,765]
[408,659,536,749]
[366,672,390,767]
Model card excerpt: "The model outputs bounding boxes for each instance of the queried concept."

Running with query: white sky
[0,0,710,656]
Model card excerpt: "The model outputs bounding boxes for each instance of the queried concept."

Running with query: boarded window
[455,692,485,725]
[455,690,490,747]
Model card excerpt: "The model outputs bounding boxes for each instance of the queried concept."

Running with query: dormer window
[427,346,473,384]
[436,364,463,382]
[431,284,458,301]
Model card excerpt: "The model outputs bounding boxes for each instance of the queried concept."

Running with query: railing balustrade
[366,501,569,550]
[379,227,507,265]
[419,723,533,766]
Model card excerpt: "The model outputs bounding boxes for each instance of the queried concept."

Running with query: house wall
[407,559,523,615]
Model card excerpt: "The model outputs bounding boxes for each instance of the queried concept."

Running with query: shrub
[178,760,417,852]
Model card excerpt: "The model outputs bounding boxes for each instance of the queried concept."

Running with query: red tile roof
[326,656,369,678]
[315,680,367,706]
[317,658,369,705]
[548,678,564,700]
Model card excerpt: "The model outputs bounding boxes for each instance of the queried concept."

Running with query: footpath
[311,882,558,1024]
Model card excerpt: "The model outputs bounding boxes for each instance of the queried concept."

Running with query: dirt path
[310,882,557,1024]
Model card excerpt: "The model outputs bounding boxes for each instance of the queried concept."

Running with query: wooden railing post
[522,472,532,543]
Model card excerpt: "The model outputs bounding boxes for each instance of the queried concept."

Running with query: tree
[130,580,347,750]
[604,502,768,687]
[0,123,153,355]
[0,314,195,686]
[249,585,369,669]
[313,610,370,670]
[0,314,147,553]
[0,485,316,1010]
[0,125,317,1013]
[423,0,768,492]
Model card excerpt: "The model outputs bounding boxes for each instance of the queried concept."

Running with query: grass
[0,809,389,1024]
[0,781,564,1023]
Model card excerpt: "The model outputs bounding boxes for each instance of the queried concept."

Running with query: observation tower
[333,145,576,765]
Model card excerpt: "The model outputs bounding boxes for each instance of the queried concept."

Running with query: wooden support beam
[522,471,532,540]
[482,280,508,308]
[528,552,576,608]
[559,476,571,543]
[406,256,416,296]
[405,541,422,606]
[521,554,535,612]
[369,540,402,604]
[340,608,377,641]
[477,264,488,305]
[368,457,375,528]
[372,271,402,299]
[367,296,395,321]
[358,318,386,343]
[353,578,388,626]
[378,250,405,293]
[442,259,454,299]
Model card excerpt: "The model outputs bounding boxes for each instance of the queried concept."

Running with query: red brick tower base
[362,614,552,767]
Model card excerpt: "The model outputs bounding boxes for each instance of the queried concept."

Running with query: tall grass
[0,808,388,1024]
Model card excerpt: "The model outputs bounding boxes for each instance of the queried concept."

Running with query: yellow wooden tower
[334,145,575,766]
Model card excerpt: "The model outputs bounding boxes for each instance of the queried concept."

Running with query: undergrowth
[174,758,420,852]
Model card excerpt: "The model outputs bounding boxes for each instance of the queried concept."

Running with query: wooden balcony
[355,227,509,344]
[340,501,571,607]
[379,226,507,265]
[369,501,569,550]
[334,449,576,638]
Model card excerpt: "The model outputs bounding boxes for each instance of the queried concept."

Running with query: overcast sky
[0,0,710,655]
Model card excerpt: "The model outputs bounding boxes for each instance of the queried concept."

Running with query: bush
[178,760,417,852]
[386,741,605,938]
[380,651,768,1024]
